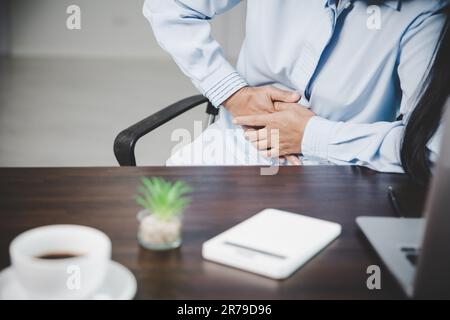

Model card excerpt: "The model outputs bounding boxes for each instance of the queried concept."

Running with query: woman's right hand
[223,86,300,118]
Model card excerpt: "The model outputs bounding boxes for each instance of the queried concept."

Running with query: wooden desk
[0,166,426,299]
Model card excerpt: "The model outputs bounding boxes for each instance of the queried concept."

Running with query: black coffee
[36,252,82,260]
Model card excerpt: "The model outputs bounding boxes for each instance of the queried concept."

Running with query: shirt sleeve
[143,0,248,107]
[301,8,447,173]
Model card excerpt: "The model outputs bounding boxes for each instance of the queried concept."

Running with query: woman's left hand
[233,102,315,157]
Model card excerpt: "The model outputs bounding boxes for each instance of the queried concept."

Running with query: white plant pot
[137,210,182,250]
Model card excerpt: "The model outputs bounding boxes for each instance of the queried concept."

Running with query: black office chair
[114,95,216,166]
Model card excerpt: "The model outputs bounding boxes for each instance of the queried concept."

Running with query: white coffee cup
[9,225,111,300]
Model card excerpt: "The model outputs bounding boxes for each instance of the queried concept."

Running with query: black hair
[401,6,450,185]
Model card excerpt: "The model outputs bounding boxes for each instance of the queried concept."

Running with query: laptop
[357,104,450,299]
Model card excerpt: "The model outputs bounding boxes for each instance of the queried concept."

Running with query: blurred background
[0,0,246,166]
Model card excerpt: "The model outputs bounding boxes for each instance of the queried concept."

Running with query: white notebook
[202,209,341,279]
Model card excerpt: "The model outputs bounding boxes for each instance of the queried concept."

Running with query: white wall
[0,0,10,55]
[10,0,246,60]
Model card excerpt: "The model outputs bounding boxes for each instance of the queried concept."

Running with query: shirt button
[344,2,352,9]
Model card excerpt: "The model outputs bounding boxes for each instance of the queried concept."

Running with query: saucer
[0,261,137,300]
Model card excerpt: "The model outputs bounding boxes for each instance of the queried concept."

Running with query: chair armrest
[114,95,209,166]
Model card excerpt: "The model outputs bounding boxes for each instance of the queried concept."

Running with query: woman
[144,0,449,172]
[401,4,450,185]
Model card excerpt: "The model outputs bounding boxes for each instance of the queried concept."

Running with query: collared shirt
[144,0,448,172]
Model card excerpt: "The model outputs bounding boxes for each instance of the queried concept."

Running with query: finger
[244,130,258,142]
[253,139,270,150]
[279,156,288,165]
[244,127,278,148]
[286,155,302,166]
[268,87,301,103]
[273,101,294,111]
[260,148,280,158]
[243,126,256,133]
[244,128,268,142]
[233,114,269,126]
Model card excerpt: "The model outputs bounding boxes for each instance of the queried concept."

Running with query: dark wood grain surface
[0,166,426,299]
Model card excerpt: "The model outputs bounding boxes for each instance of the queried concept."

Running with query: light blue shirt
[144,0,448,172]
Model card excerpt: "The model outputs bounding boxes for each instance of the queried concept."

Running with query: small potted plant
[135,177,192,250]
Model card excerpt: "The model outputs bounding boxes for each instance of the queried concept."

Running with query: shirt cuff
[200,66,248,107]
[301,116,339,161]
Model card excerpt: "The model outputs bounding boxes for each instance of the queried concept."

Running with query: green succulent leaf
[135,177,193,220]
